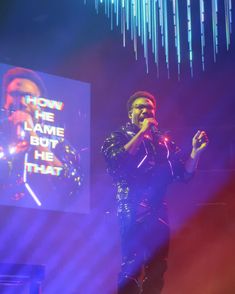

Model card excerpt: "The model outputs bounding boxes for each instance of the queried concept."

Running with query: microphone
[16,123,26,140]
[9,103,27,141]
[150,125,163,144]
[150,125,170,145]
[150,124,159,135]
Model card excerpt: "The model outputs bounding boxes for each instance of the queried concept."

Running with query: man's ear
[128,111,132,119]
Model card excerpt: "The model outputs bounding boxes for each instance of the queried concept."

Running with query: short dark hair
[2,67,47,99]
[127,91,156,112]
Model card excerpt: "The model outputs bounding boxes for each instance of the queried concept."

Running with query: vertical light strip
[163,0,169,77]
[142,0,149,73]
[229,0,232,32]
[95,0,99,12]
[172,0,181,78]
[159,0,164,47]
[151,0,155,54]
[199,0,205,71]
[110,1,114,30]
[121,0,126,46]
[141,0,144,45]
[137,0,141,37]
[212,0,219,62]
[152,0,159,76]
[117,0,120,27]
[224,0,232,50]
[23,153,28,183]
[130,0,134,40]
[187,0,193,76]
[132,0,138,60]
[126,0,130,31]
[107,0,110,18]
[147,0,152,40]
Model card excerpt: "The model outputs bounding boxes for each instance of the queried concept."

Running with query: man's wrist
[190,148,200,159]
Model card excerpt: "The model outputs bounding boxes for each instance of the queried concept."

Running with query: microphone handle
[150,125,161,136]
[16,123,25,140]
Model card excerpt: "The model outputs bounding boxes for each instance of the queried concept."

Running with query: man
[102,91,208,294]
[0,67,81,207]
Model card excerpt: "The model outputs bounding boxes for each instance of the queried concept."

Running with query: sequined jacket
[102,123,192,221]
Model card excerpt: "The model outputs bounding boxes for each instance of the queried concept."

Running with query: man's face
[128,97,156,129]
[4,78,41,110]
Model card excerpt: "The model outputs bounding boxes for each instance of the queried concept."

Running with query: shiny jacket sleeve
[168,140,194,182]
[101,131,133,178]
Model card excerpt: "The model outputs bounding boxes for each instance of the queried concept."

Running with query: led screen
[0,63,90,213]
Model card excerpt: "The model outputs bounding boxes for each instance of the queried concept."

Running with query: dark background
[0,1,234,293]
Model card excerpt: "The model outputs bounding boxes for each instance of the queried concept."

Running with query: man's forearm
[124,130,145,155]
[185,148,201,173]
